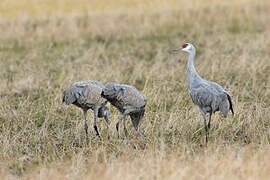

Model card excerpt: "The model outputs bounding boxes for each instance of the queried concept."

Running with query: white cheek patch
[183,46,189,51]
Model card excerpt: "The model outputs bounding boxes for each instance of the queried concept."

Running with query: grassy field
[0,0,270,179]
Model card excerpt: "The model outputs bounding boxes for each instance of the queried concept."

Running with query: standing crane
[63,80,110,139]
[171,43,234,144]
[101,82,147,138]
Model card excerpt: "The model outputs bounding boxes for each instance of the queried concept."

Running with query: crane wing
[190,82,227,109]
[119,85,146,108]
[63,80,105,107]
[82,84,105,106]
[102,83,146,109]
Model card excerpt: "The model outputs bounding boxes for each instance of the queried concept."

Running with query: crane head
[169,43,195,54]
[181,43,195,53]
[98,105,111,124]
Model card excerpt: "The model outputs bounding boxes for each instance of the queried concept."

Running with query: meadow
[0,0,270,179]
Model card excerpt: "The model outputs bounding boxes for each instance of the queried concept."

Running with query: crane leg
[104,115,110,140]
[207,113,212,130]
[116,115,123,138]
[123,115,128,138]
[83,110,89,138]
[93,108,101,139]
[203,115,208,144]
[116,114,127,138]
[116,121,120,138]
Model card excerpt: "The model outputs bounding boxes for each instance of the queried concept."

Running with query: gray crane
[62,80,110,138]
[171,43,234,144]
[101,82,147,138]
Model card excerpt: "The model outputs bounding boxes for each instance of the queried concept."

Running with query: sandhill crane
[171,43,234,144]
[63,80,110,139]
[101,83,147,138]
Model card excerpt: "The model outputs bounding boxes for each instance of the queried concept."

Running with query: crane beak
[169,48,181,54]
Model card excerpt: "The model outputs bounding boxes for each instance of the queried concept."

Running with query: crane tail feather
[226,93,234,116]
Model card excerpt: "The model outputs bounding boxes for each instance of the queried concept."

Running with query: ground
[0,0,270,179]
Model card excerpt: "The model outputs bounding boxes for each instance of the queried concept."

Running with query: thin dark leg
[123,115,128,137]
[104,114,110,125]
[207,113,212,130]
[116,121,120,138]
[83,110,88,138]
[104,116,110,140]
[116,114,126,138]
[93,108,101,139]
[203,115,208,144]
[94,125,100,138]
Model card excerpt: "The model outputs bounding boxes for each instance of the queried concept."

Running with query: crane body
[101,83,147,138]
[63,80,110,138]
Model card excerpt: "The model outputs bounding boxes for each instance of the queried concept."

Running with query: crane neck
[186,50,202,85]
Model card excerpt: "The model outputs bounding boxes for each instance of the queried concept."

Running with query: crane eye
[182,43,188,48]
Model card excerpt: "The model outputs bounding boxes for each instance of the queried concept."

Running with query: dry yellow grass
[0,0,263,18]
[0,0,270,179]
